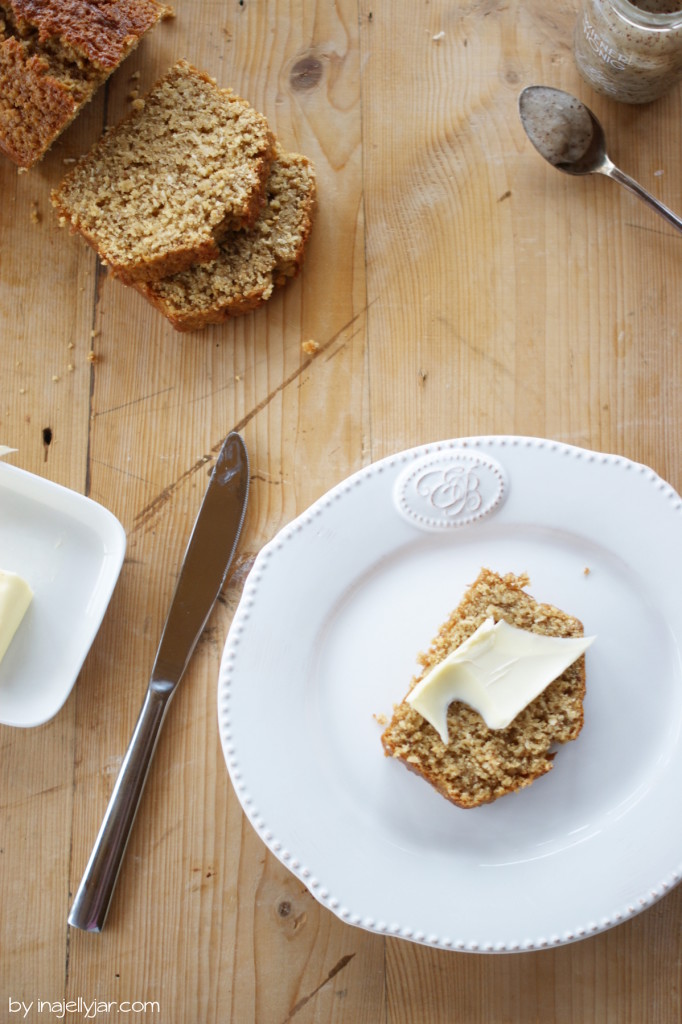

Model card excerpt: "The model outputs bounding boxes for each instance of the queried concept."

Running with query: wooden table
[2,1,681,1020]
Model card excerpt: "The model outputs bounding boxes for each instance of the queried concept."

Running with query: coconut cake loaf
[0,0,168,168]
[134,144,316,331]
[51,59,275,282]
[381,569,588,809]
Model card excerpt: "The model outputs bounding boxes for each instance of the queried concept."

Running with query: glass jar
[574,0,682,103]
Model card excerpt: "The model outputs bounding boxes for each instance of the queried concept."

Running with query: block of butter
[0,570,33,664]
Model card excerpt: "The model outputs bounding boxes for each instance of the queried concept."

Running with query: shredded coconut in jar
[574,0,682,103]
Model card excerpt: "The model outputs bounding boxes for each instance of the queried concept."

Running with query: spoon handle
[604,164,682,235]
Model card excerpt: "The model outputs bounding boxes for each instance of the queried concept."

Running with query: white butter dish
[0,462,126,727]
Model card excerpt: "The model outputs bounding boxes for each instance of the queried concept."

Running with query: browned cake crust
[135,145,316,330]
[0,0,167,168]
[381,569,587,809]
[51,60,276,282]
[6,0,166,68]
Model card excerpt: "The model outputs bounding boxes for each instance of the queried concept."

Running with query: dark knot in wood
[289,57,323,91]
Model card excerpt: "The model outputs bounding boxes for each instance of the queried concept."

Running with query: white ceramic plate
[218,437,682,952]
[0,462,126,727]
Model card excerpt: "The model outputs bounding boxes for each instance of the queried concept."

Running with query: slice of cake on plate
[381,568,591,808]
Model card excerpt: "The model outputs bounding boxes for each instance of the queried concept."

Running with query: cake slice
[134,144,316,331]
[0,0,169,168]
[381,569,587,808]
[51,60,275,282]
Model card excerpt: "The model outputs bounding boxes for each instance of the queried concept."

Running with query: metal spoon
[519,85,682,235]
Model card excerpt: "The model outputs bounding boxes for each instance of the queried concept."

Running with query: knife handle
[68,685,171,932]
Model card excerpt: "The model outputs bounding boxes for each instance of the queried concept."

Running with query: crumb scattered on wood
[302,339,320,355]
[87,350,97,364]
[30,200,41,224]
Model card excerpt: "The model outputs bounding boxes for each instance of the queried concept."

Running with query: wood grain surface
[2,1,682,1021]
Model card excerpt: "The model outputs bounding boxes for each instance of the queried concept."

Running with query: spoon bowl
[518,85,682,234]
[551,108,608,177]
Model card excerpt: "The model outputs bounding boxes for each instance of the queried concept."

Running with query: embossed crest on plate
[393,448,508,531]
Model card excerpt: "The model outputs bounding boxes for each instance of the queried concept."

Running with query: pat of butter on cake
[381,569,591,808]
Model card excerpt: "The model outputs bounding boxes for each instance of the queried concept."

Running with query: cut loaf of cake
[135,144,316,331]
[51,59,275,282]
[381,569,587,808]
[0,0,168,168]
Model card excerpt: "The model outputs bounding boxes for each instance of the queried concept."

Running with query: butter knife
[68,431,249,932]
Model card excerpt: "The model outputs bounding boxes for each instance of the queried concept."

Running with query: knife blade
[68,431,249,932]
